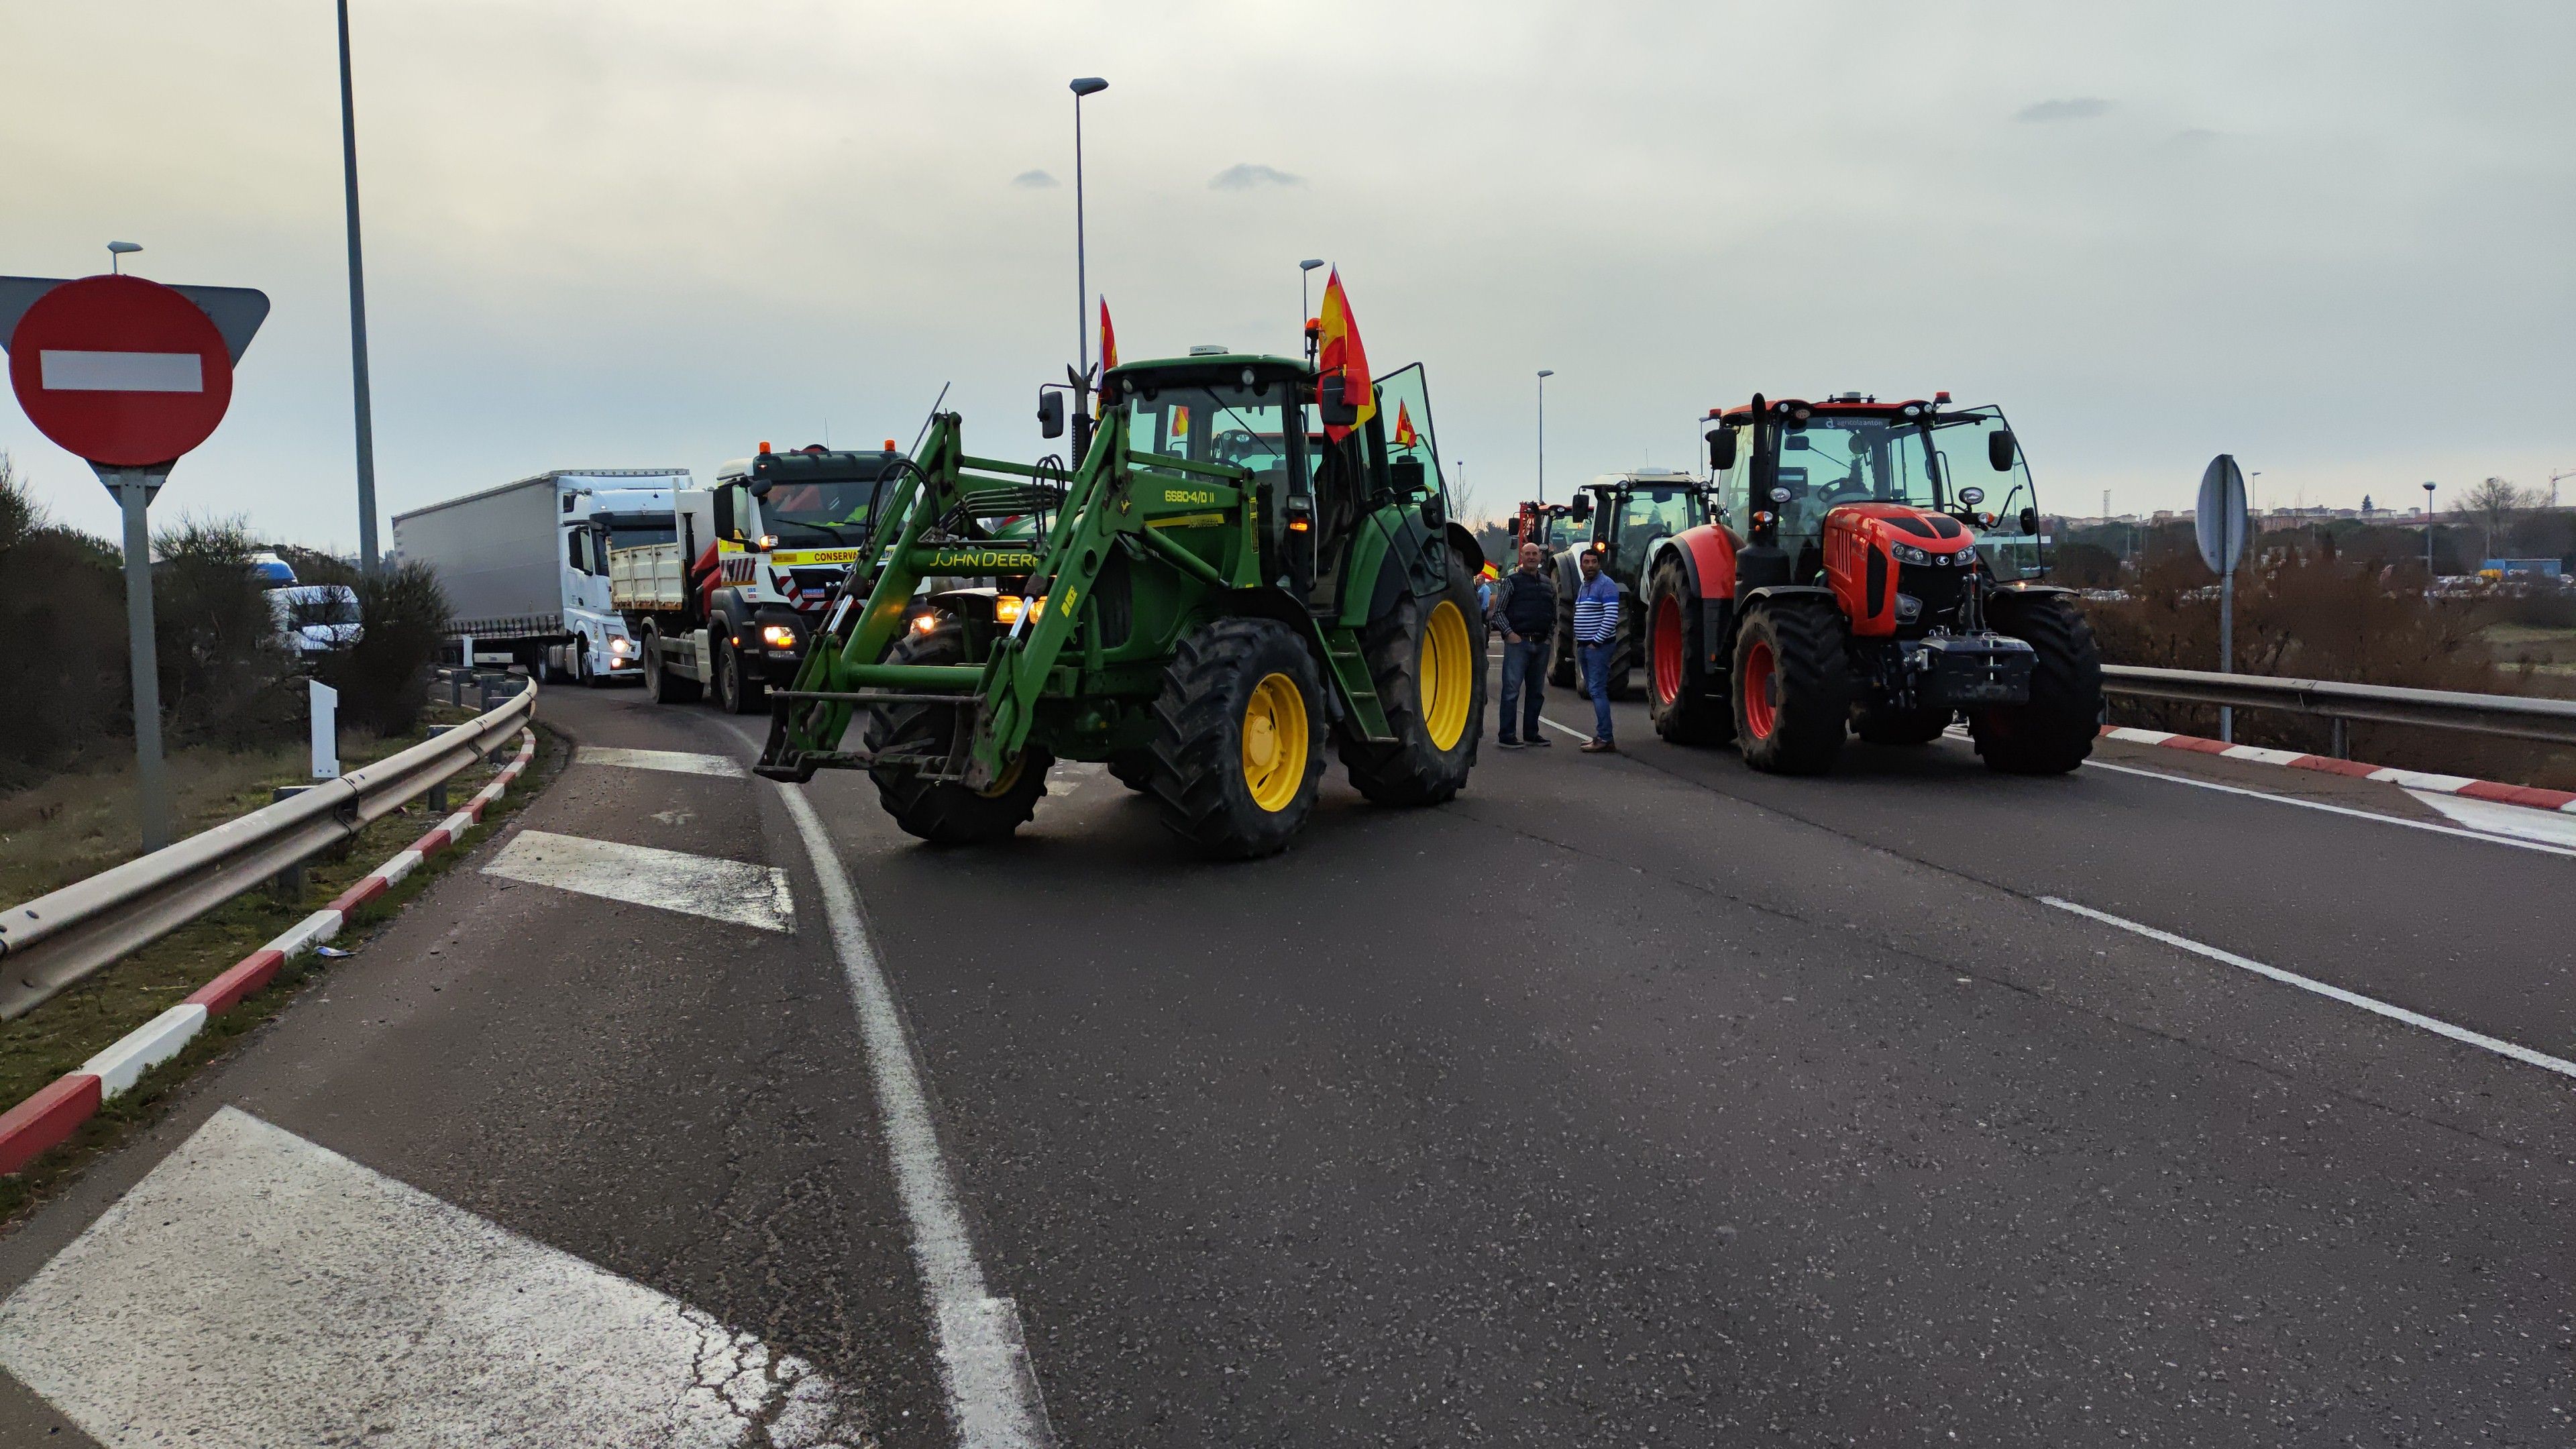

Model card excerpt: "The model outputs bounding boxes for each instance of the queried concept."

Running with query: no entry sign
[5,275,238,468]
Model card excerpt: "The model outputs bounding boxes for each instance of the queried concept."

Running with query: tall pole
[105,468,173,851]
[1536,369,1554,506]
[1069,78,1108,411]
[2423,481,2437,581]
[338,0,380,572]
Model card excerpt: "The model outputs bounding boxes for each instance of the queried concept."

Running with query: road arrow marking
[484,829,793,932]
[0,1108,867,1448]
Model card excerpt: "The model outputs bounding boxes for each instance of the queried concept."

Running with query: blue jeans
[1497,637,1548,741]
[1578,642,1615,742]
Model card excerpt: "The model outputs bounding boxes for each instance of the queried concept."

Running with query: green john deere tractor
[755,351,1486,859]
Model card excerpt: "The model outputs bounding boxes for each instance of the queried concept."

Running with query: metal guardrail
[0,680,539,1021]
[2102,665,2576,747]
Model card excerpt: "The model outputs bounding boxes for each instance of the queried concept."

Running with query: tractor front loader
[755,351,1487,859]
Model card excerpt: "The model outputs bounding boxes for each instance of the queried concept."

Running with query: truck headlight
[760,624,798,649]
[609,636,633,654]
[1890,542,1935,566]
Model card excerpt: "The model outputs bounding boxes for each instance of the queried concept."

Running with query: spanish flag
[1393,400,1419,451]
[1315,268,1375,442]
[1099,297,1118,372]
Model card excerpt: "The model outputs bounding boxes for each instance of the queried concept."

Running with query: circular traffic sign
[6,274,234,467]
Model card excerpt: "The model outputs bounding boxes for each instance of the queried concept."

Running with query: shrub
[318,560,448,734]
[0,457,130,786]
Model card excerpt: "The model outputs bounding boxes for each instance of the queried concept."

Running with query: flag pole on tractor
[1315,268,1375,441]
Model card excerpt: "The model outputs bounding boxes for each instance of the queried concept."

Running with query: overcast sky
[6,0,2572,548]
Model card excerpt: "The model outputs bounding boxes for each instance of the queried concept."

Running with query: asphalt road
[3,673,2570,1446]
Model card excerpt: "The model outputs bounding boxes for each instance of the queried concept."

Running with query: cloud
[2016,97,2112,123]
[1208,162,1302,191]
[1011,169,1059,189]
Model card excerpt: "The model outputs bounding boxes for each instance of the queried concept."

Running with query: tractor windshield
[1745,407,2045,580]
[1124,382,1299,490]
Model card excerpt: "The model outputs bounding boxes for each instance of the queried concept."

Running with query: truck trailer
[390,468,690,683]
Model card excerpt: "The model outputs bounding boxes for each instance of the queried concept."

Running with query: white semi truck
[610,443,909,713]
[389,468,690,684]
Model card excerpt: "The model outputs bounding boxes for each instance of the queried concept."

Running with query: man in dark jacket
[1488,542,1556,747]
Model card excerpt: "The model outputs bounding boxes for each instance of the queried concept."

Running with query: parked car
[248,550,299,586]
[268,583,364,662]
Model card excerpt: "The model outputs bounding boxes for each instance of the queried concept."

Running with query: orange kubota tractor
[1638,392,2101,775]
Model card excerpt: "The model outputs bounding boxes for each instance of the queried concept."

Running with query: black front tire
[1340,551,1487,806]
[642,623,702,704]
[1971,592,2102,775]
[1733,601,1851,774]
[864,620,1050,844]
[1107,749,1155,792]
[714,635,767,715]
[1148,617,1328,859]
[1644,556,1732,746]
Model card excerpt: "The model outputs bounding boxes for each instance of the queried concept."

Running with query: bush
[150,517,300,750]
[317,560,449,734]
[0,457,130,787]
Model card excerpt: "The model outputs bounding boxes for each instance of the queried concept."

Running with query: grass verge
[0,719,571,1228]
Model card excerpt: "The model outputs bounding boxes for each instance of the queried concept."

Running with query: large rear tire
[864,620,1051,845]
[1645,555,1732,746]
[1148,617,1327,859]
[642,622,702,704]
[1970,592,2102,775]
[1733,600,1850,774]
[1340,552,1486,806]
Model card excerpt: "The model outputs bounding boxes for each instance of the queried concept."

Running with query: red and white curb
[0,729,538,1177]
[2099,724,2576,815]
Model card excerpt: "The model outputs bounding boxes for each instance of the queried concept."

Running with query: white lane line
[1540,714,1593,741]
[483,829,795,932]
[576,745,747,778]
[2041,898,2576,1082]
[2084,759,2576,860]
[775,786,1055,1448]
[0,1108,865,1449]
[2405,788,2576,849]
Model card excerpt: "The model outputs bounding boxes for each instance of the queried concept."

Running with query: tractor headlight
[992,594,1026,626]
[760,624,797,649]
[909,612,940,635]
[1890,542,1935,566]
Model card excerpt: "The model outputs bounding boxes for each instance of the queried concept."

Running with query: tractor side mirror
[1389,455,1426,496]
[1707,427,1737,472]
[1318,374,1359,428]
[1037,388,1065,439]
[1988,429,2017,472]
[2019,505,2039,536]
[1567,492,1593,523]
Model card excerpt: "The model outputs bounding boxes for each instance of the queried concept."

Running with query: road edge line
[2041,895,2576,1082]
[772,784,1056,1449]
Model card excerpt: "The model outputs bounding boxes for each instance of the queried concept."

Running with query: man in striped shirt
[1572,546,1620,753]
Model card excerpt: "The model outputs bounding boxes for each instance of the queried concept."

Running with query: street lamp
[106,241,140,274]
[1536,370,1554,505]
[340,0,381,572]
[1070,76,1108,410]
[2422,480,2438,578]
[1299,258,1324,337]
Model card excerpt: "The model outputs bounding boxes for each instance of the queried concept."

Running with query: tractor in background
[1544,468,1711,698]
[757,350,1485,859]
[1638,393,2100,774]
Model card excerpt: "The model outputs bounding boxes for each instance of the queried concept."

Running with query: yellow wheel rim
[1240,672,1309,813]
[1420,598,1474,752]
[975,751,1028,798]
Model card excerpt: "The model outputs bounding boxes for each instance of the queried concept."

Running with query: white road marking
[577,745,747,778]
[2405,788,2576,849]
[1540,714,1593,741]
[2041,898,2576,1082]
[0,1108,864,1448]
[38,348,202,392]
[775,785,1056,1448]
[2084,759,2576,860]
[483,829,794,932]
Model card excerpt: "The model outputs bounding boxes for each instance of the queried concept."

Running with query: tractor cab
[1543,469,1715,697]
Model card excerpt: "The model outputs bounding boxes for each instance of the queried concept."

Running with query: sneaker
[1580,739,1615,753]
[1525,735,1553,748]
[1497,737,1524,749]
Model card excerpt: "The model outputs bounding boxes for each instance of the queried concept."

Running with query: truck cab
[551,477,683,684]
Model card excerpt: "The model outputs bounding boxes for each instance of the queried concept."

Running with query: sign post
[1,272,269,850]
[2195,454,2251,744]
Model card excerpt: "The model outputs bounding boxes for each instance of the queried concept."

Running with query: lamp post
[1536,369,1554,505]
[1069,76,1108,413]
[339,0,381,572]
[107,241,140,274]
[2423,480,2438,580]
